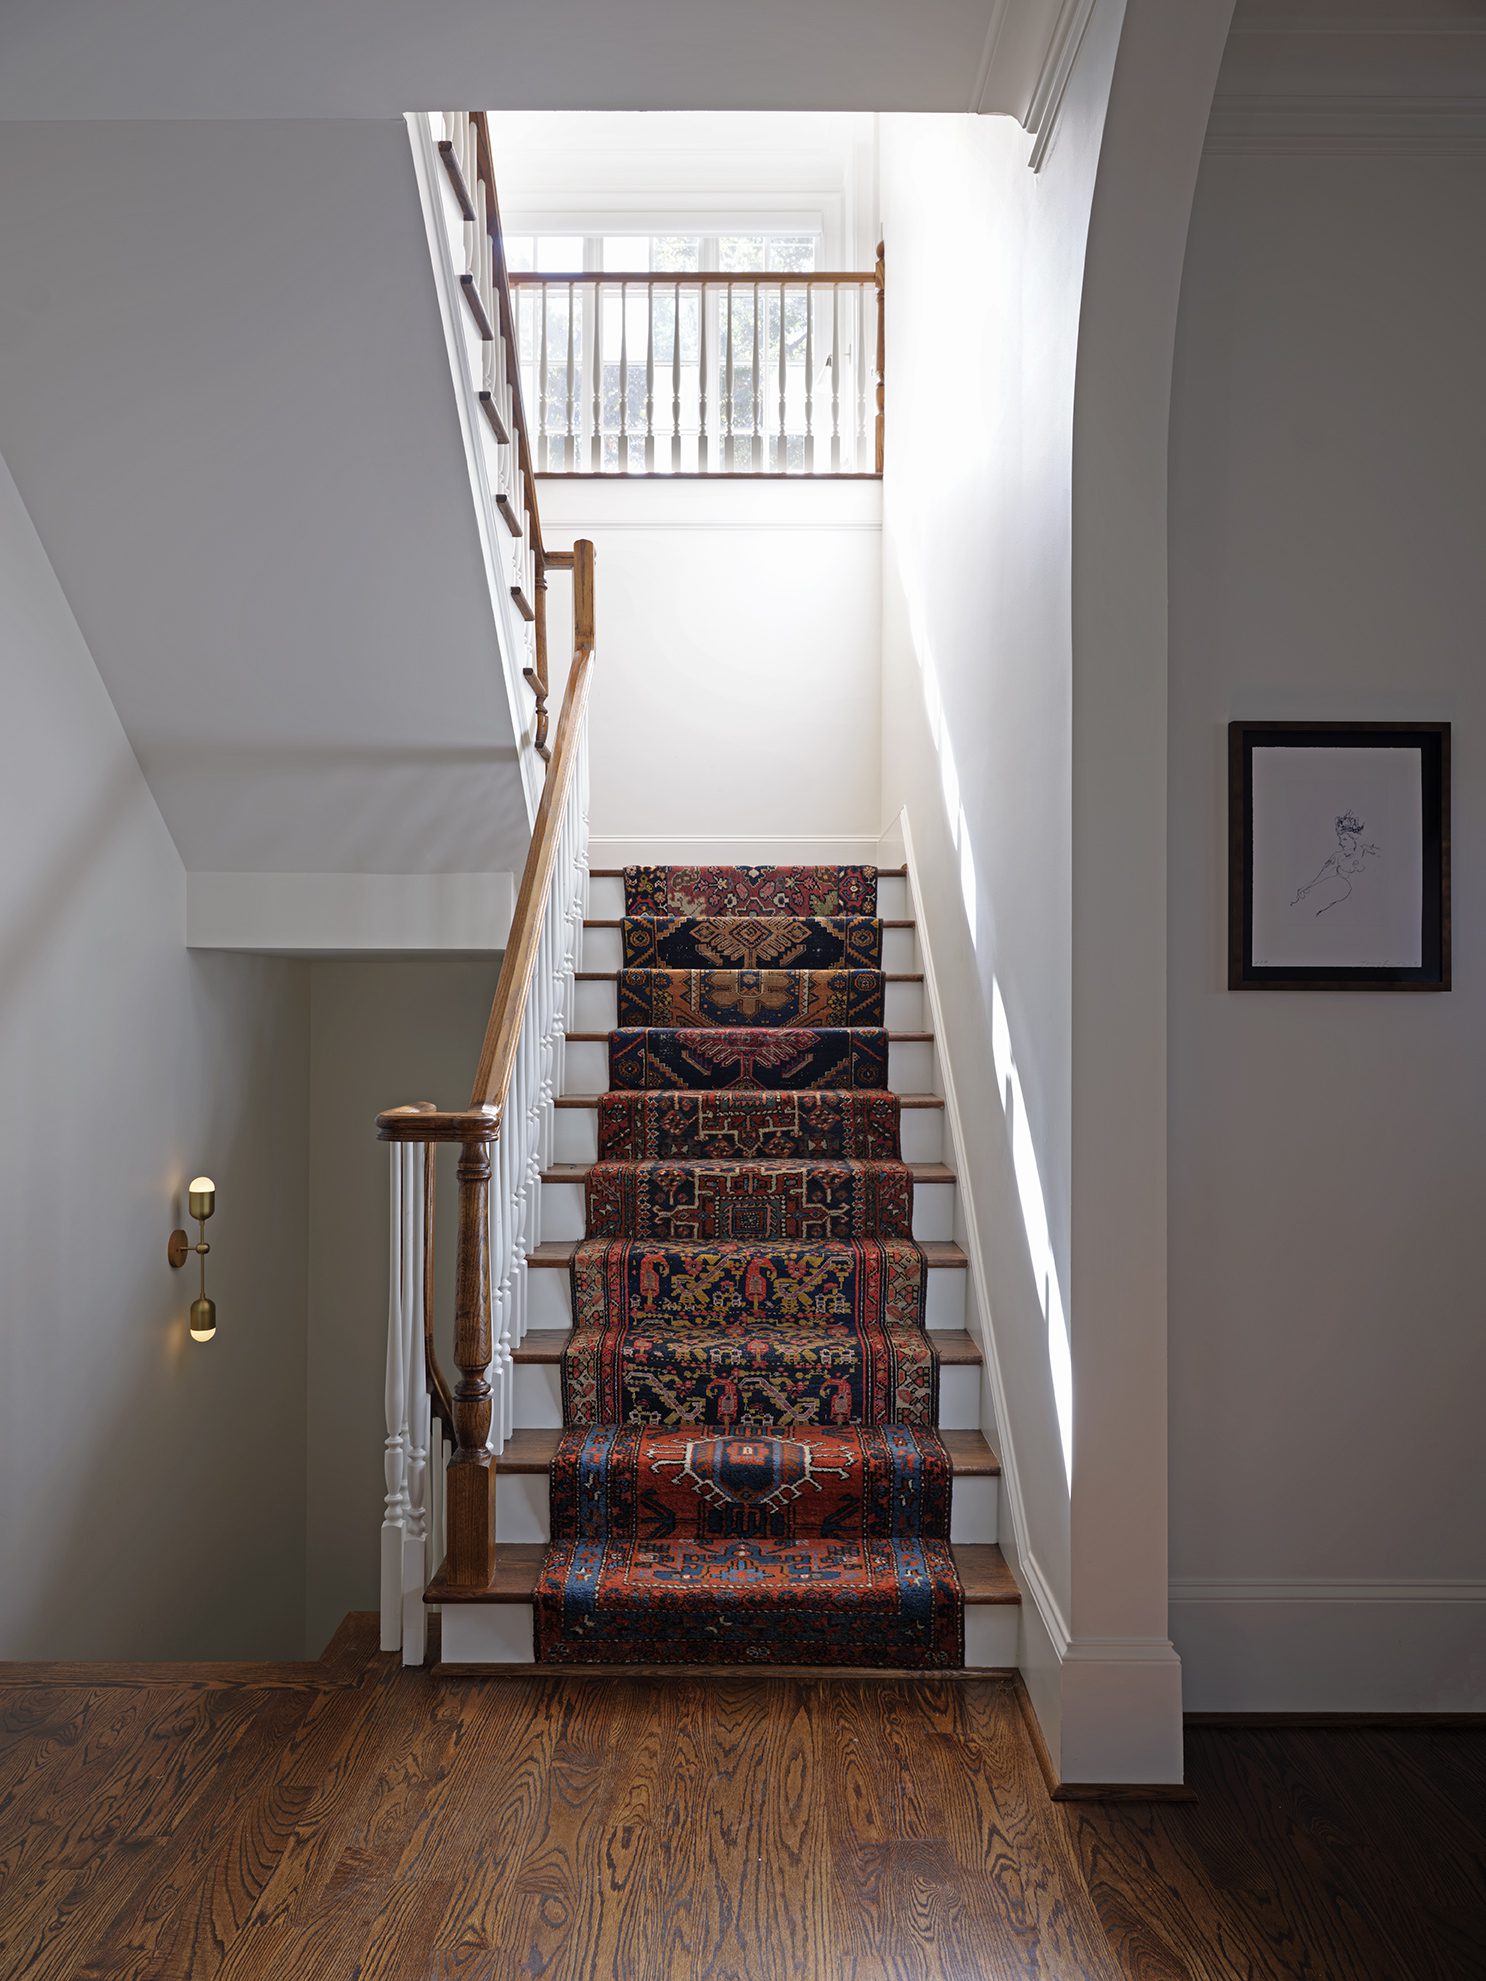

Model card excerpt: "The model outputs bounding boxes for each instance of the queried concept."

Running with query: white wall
[880,0,1234,1782]
[0,452,311,1660]
[491,112,880,269]
[879,94,1088,1765]
[541,479,883,861]
[304,957,498,1655]
[1168,148,1486,1709]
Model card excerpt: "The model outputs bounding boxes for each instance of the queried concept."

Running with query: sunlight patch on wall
[899,530,1072,1483]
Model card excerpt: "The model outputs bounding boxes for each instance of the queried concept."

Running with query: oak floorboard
[4,1628,1485,1979]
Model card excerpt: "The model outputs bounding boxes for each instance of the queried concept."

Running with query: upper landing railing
[510,253,885,477]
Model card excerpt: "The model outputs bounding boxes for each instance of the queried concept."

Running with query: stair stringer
[888,808,1068,1691]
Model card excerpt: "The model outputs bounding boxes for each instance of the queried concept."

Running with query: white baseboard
[588,834,885,866]
[1173,1580,1486,1712]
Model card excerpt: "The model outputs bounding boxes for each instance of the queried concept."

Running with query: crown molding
[1027,0,1100,172]
[970,0,1014,115]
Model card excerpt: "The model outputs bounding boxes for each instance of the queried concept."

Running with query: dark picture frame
[1228,721,1451,991]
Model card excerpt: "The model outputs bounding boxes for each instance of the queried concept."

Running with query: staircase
[432,862,1020,1670]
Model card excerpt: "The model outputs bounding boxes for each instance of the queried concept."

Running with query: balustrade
[510,263,885,477]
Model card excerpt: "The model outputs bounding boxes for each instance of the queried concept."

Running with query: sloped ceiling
[0,0,1071,120]
[0,119,531,876]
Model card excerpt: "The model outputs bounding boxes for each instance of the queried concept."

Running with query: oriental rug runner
[533,863,963,1667]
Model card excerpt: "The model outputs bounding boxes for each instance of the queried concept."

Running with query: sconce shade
[190,1296,217,1342]
[188,1178,216,1221]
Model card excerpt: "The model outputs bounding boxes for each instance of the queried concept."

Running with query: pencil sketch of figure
[1291,810,1380,916]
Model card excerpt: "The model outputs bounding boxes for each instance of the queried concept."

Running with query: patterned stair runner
[533,863,964,1667]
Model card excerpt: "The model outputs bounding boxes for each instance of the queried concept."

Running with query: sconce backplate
[167,1228,191,1270]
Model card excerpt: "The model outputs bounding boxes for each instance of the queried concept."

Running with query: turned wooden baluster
[446,1121,498,1587]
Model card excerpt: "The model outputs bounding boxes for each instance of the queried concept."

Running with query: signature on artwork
[1291,810,1380,917]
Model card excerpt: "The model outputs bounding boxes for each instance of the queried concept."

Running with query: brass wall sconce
[169,1177,217,1341]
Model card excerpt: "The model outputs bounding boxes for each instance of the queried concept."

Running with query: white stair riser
[586,875,909,920]
[513,1357,981,1433]
[538,1178,955,1245]
[965,1604,1019,1670]
[561,1037,935,1094]
[581,925,918,973]
[526,1259,967,1333]
[497,1469,998,1545]
[553,1101,944,1166]
[441,1593,1018,1669]
[574,979,925,1033]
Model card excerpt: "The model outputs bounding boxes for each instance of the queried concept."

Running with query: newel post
[446,1126,498,1587]
[874,239,885,476]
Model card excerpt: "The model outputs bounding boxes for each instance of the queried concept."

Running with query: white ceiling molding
[1210,7,1486,152]
[970,0,1014,113]
[1027,0,1101,171]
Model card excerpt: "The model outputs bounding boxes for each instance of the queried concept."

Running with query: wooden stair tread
[584,918,916,930]
[541,1159,956,1185]
[432,1541,1016,1606]
[565,1030,934,1043]
[500,1425,1000,1476]
[576,970,924,983]
[515,1327,982,1366]
[589,865,909,879]
[526,1237,968,1268]
[554,1091,945,1110]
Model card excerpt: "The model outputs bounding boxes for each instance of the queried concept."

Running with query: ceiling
[0,0,1074,120]
[0,119,533,876]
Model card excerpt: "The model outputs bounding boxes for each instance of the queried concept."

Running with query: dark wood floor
[1,1617,1482,1979]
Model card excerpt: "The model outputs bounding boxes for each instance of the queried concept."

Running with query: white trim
[1172,1577,1486,1605]
[1026,0,1100,173]
[896,808,1071,1666]
[407,113,540,825]
[970,0,1014,116]
[185,870,515,954]
[590,833,883,865]
[537,513,883,533]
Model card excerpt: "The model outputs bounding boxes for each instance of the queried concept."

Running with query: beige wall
[0,449,311,1660]
[304,957,498,1654]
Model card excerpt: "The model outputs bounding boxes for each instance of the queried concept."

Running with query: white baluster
[830,285,842,472]
[401,1142,429,1665]
[565,281,576,470]
[618,279,629,472]
[724,280,735,471]
[752,280,762,474]
[381,1146,409,1653]
[671,280,682,473]
[591,281,603,472]
[777,282,788,471]
[698,285,709,473]
[538,282,550,471]
[856,283,869,473]
[805,285,815,473]
[644,285,656,472]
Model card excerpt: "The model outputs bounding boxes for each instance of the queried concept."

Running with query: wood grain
[3,1626,1482,1978]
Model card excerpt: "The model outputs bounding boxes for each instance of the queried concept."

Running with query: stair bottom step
[438,1544,1018,1672]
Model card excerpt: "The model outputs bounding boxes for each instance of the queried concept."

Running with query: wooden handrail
[470,537,595,1111]
[510,270,878,287]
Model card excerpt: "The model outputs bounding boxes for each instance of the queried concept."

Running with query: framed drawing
[1228,721,1450,991]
